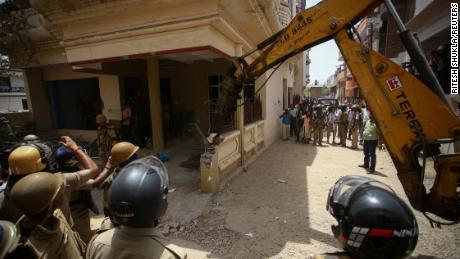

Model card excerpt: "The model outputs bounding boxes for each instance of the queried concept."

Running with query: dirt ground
[161,137,460,258]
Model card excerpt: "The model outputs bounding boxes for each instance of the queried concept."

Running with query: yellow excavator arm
[220,0,460,221]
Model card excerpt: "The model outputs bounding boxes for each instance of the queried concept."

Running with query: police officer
[350,105,362,149]
[336,105,348,147]
[312,105,326,146]
[0,143,52,222]
[95,114,118,159]
[91,141,139,216]
[55,136,99,226]
[54,145,99,244]
[87,156,187,259]
[10,172,86,259]
[1,136,99,225]
[1,134,41,180]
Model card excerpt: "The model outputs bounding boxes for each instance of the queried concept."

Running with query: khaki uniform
[60,170,94,229]
[17,209,86,259]
[70,204,92,244]
[0,192,22,222]
[87,226,187,259]
[312,111,326,145]
[337,112,348,146]
[351,112,362,149]
[96,125,118,159]
[100,167,120,216]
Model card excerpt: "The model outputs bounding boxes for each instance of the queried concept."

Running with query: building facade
[0,70,28,113]
[1,0,310,189]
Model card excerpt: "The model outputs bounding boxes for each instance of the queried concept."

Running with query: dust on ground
[161,138,460,259]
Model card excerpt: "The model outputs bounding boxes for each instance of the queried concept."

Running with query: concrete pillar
[146,58,164,152]
[23,68,53,130]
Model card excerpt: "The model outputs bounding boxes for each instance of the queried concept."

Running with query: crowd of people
[280,99,381,172]
[0,133,186,258]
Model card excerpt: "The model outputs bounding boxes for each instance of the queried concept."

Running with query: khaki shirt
[60,170,94,227]
[19,209,86,259]
[87,226,187,259]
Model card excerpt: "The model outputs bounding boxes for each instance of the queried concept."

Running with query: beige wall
[262,63,289,146]
[292,54,306,97]
[23,68,53,130]
[159,58,232,134]
[43,65,96,81]
[309,87,322,99]
[99,75,122,121]
[62,0,219,40]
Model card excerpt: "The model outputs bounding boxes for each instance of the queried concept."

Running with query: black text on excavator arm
[219,0,460,222]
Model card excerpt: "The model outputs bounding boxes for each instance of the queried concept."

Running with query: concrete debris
[161,225,170,235]
[244,232,254,238]
[170,222,179,228]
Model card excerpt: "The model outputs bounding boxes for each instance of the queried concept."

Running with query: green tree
[0,0,33,70]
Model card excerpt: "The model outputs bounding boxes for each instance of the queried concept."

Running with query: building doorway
[47,78,101,130]
[121,76,151,147]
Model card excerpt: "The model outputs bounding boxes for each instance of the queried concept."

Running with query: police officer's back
[10,172,86,259]
[87,156,186,259]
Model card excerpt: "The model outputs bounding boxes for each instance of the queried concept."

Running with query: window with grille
[208,75,223,114]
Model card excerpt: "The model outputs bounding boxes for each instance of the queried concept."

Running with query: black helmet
[109,156,169,228]
[327,176,418,259]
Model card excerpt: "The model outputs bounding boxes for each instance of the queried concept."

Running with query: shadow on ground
[174,138,342,258]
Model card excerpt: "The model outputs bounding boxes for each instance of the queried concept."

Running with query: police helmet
[0,220,19,259]
[110,142,139,166]
[8,144,51,175]
[54,146,78,169]
[327,176,418,259]
[23,134,39,143]
[11,172,65,216]
[109,156,169,227]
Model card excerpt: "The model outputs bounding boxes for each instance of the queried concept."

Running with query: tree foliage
[0,0,33,71]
